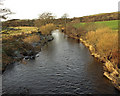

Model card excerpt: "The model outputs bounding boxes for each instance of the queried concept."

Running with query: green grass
[73,22,85,28]
[95,20,118,30]
[74,20,119,30]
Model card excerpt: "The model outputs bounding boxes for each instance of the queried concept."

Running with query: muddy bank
[64,33,120,91]
[2,32,54,72]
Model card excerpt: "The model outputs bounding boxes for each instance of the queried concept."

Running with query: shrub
[66,23,74,35]
[86,27,112,45]
[40,23,55,35]
[77,26,86,37]
[66,22,106,38]
[96,29,118,60]
[86,27,118,62]
[66,22,79,36]
[23,35,40,44]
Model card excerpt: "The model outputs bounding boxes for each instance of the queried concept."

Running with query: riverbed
[2,30,119,94]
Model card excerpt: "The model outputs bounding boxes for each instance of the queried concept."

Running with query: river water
[2,30,119,94]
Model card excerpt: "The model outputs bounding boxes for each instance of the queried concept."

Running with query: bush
[86,27,118,62]
[66,22,106,38]
[23,35,40,44]
[40,23,55,35]
[96,29,118,60]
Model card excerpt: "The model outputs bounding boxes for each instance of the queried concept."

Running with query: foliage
[23,34,40,44]
[66,20,118,66]
[61,13,69,19]
[86,27,118,63]
[2,27,40,71]
[40,23,55,35]
[35,12,55,28]
[96,29,118,60]
[2,18,72,28]
[39,12,55,20]
[66,22,104,38]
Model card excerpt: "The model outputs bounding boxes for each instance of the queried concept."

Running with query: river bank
[3,30,119,94]
[2,31,54,72]
[63,31,120,91]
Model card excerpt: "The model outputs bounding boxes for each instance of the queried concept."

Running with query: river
[2,30,119,94]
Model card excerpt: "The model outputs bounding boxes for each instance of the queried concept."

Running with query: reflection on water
[2,30,119,94]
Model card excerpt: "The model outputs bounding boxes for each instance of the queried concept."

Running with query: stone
[104,61,115,72]
[104,72,113,81]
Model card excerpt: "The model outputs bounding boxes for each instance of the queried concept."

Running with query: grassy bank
[64,20,120,90]
[2,24,55,72]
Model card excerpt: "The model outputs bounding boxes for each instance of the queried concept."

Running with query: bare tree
[61,13,69,31]
[0,0,14,20]
[35,12,55,28]
[61,13,69,19]
[39,12,55,20]
[0,8,13,19]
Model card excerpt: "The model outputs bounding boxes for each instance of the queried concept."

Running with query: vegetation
[2,12,118,28]
[34,12,56,35]
[73,12,118,22]
[74,20,119,30]
[65,20,119,67]
[86,27,118,63]
[35,12,55,28]
[2,27,38,71]
[40,23,55,35]
[0,0,14,20]
[2,24,54,71]
[23,34,40,44]
[2,11,58,72]
[64,19,120,90]
[2,19,35,27]
[1,10,120,91]
[2,27,38,37]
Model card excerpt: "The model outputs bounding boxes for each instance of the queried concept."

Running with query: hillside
[74,20,119,30]
[2,12,119,27]
[73,12,118,22]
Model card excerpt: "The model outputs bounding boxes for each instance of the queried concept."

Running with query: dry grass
[2,27,38,37]
[23,35,40,44]
[66,21,118,65]
[40,23,55,35]
[86,27,118,62]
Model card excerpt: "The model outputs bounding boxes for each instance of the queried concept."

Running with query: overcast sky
[2,0,119,20]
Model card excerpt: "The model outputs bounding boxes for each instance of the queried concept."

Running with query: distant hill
[73,12,118,22]
[2,19,35,27]
[2,12,119,27]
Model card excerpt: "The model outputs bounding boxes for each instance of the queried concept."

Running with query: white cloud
[2,0,119,20]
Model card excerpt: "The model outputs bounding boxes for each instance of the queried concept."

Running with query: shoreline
[65,33,120,91]
[2,32,54,73]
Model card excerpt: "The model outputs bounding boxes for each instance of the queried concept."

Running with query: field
[2,27,38,38]
[74,20,119,30]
